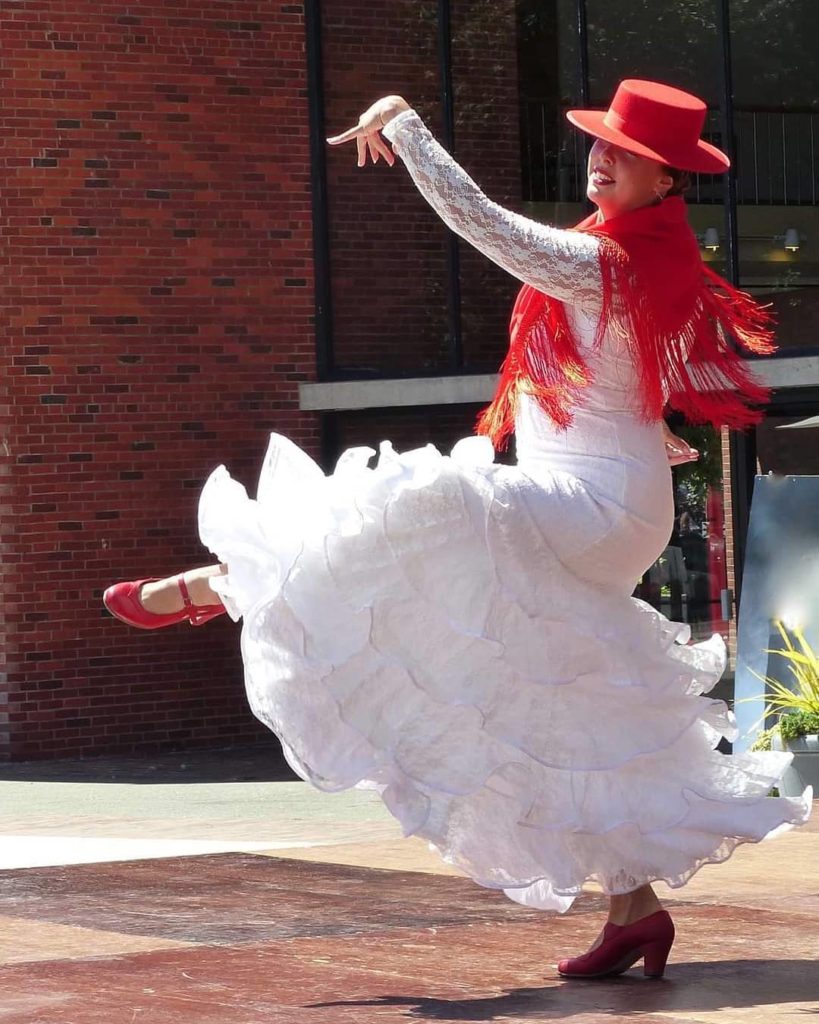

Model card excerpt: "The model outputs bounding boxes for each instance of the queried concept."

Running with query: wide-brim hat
[566,79,729,175]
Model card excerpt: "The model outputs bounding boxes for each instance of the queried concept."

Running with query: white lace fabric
[383,109,603,314]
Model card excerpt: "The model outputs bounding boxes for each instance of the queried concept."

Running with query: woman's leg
[558,882,673,978]
[606,883,663,926]
[578,885,664,957]
[104,564,228,628]
[139,564,227,614]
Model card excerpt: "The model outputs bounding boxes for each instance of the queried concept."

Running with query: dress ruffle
[199,433,812,913]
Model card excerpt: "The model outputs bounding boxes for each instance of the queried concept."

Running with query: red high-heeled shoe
[558,909,675,979]
[103,575,227,629]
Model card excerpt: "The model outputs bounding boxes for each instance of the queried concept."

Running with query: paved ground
[0,744,816,1023]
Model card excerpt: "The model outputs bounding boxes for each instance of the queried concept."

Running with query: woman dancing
[104,80,811,978]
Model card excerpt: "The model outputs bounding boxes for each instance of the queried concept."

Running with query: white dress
[198,110,811,912]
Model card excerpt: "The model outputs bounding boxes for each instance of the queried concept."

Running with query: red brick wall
[1,1,317,759]
[450,0,523,369]
[322,0,448,375]
[323,0,520,375]
[1,0,523,760]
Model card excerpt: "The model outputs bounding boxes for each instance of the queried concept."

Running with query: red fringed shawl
[477,195,776,450]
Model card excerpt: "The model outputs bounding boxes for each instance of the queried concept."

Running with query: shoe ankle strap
[177,574,193,611]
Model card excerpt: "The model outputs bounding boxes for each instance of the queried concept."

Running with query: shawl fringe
[477,216,776,451]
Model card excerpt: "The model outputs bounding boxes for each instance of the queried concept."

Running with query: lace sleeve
[382,110,602,312]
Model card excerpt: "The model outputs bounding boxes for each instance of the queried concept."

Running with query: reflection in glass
[731,0,819,356]
[517,0,580,204]
[756,416,819,476]
[585,0,720,106]
[635,426,729,647]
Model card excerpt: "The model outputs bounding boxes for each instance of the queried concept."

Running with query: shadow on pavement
[309,958,819,1019]
[0,742,297,785]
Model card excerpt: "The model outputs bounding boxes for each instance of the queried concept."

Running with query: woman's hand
[663,422,699,466]
[327,95,410,167]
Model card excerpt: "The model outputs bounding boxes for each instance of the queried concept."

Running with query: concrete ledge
[756,354,819,389]
[298,357,819,412]
[299,374,497,411]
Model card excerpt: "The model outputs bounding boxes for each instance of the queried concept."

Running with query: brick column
[1,1,317,758]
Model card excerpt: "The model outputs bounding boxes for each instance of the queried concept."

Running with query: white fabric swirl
[197,109,810,912]
[199,433,811,913]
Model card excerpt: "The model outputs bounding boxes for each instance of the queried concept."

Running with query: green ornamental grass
[748,621,819,747]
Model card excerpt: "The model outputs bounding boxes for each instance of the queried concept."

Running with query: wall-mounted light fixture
[719,229,806,251]
[783,228,801,252]
[700,229,805,253]
[703,227,720,251]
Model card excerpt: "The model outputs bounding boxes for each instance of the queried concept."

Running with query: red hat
[566,79,729,175]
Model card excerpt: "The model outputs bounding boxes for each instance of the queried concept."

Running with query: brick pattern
[1,1,317,758]
[322,0,520,376]
[322,0,449,376]
[1,0,524,760]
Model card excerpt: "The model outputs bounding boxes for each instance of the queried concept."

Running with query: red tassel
[477,211,776,448]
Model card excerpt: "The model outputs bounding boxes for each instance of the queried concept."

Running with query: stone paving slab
[0,749,815,1023]
[0,856,816,1023]
[0,913,197,966]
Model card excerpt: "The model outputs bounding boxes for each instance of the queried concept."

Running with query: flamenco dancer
[104,80,812,978]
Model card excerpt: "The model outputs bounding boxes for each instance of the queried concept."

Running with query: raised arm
[381,110,602,312]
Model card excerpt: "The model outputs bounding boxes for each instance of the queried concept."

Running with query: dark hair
[662,165,692,198]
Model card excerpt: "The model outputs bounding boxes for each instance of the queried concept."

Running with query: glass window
[731,0,819,356]
[517,0,582,205]
[585,0,720,107]
[756,408,819,476]
[635,424,731,648]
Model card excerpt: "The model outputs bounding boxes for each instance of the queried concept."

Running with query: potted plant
[749,620,819,797]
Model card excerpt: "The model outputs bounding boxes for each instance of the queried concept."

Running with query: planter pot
[772,733,819,797]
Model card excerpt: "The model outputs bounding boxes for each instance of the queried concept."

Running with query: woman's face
[586,138,674,220]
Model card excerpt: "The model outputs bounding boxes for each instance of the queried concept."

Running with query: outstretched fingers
[325,113,393,165]
[369,133,395,165]
[327,119,395,167]
[326,123,364,146]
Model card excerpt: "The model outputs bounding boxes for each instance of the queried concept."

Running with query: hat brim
[566,109,730,175]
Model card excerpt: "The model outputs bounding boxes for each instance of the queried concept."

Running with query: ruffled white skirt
[198,433,811,912]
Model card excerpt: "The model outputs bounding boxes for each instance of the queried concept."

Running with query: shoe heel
[643,939,672,978]
[189,602,226,626]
